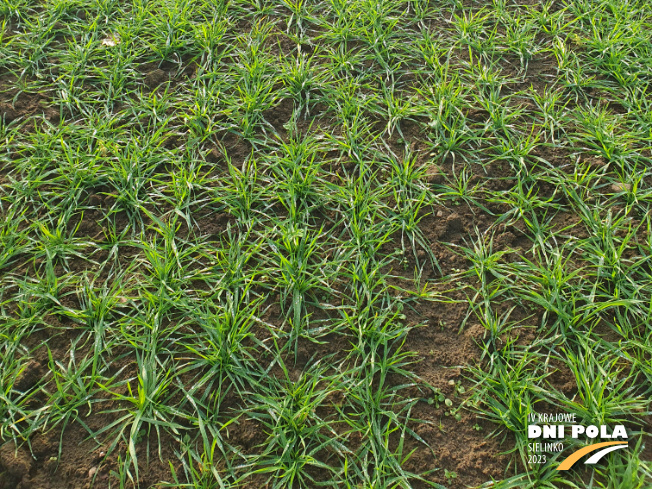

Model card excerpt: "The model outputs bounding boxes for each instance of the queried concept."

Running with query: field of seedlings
[1,0,651,487]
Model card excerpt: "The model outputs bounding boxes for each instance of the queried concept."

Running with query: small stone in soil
[610,182,632,193]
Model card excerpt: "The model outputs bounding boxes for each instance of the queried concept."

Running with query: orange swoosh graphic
[557,441,628,470]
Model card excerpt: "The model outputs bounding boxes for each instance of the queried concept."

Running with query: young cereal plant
[106,142,161,229]
[451,8,494,60]
[54,126,112,193]
[181,285,265,403]
[434,163,486,210]
[205,227,261,302]
[457,228,519,334]
[92,48,139,113]
[332,162,390,256]
[531,2,574,39]
[341,297,410,351]
[216,153,266,227]
[223,21,279,140]
[280,0,315,41]
[0,328,46,441]
[418,76,475,164]
[184,74,226,141]
[469,342,553,477]
[13,260,78,318]
[340,340,432,488]
[193,15,231,67]
[491,128,544,184]
[415,29,449,76]
[529,84,570,143]
[578,210,643,304]
[268,127,327,219]
[473,87,527,138]
[43,338,124,445]
[162,155,212,229]
[14,13,58,76]
[320,42,365,78]
[0,206,29,272]
[571,104,636,169]
[460,228,515,289]
[558,52,600,103]
[62,271,132,375]
[31,212,92,271]
[592,435,652,489]
[476,304,521,352]
[144,0,197,61]
[241,358,345,488]
[351,0,403,76]
[503,16,541,68]
[556,341,649,427]
[341,235,384,299]
[127,88,176,134]
[383,149,438,271]
[94,351,188,485]
[462,57,509,92]
[267,222,332,351]
[280,51,322,114]
[327,83,380,166]
[379,83,420,137]
[516,244,586,335]
[0,0,30,20]
[167,436,239,488]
